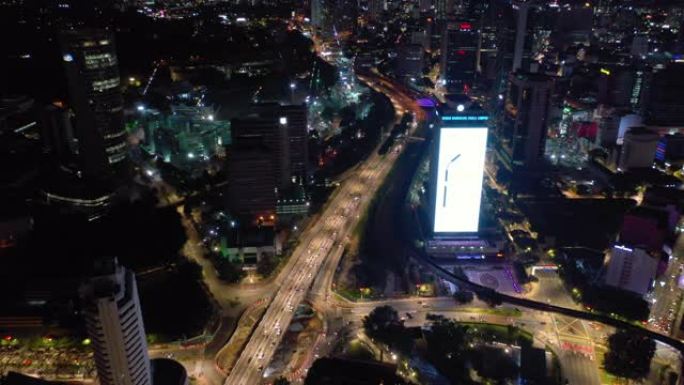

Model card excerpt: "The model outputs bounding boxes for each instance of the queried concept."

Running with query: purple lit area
[417,97,437,108]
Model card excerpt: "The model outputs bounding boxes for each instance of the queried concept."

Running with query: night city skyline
[2,1,684,385]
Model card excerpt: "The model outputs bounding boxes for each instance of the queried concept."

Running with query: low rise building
[605,245,658,296]
[221,226,279,266]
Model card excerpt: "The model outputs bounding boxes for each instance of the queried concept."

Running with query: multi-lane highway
[224,74,415,385]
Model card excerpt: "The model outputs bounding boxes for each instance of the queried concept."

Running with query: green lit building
[135,105,231,174]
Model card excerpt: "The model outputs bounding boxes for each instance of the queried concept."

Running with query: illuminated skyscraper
[59,29,128,180]
[430,102,489,235]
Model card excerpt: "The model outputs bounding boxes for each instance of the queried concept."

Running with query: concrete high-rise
[496,72,553,175]
[226,141,277,223]
[367,0,385,20]
[440,21,478,94]
[619,127,659,171]
[434,0,453,21]
[490,1,541,96]
[643,62,684,127]
[311,0,324,29]
[396,44,424,82]
[232,110,291,190]
[79,259,152,385]
[59,29,128,180]
[281,104,310,184]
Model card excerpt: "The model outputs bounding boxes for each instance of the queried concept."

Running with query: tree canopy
[362,306,414,355]
[603,329,655,380]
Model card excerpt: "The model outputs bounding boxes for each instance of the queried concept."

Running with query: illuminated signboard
[433,122,488,233]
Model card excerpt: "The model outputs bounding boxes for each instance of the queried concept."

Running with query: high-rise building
[418,0,431,14]
[496,72,553,176]
[396,44,424,82]
[281,104,310,184]
[367,0,385,20]
[59,29,128,180]
[228,103,310,222]
[490,1,545,96]
[511,2,531,73]
[440,21,478,94]
[226,142,277,222]
[311,0,324,29]
[430,107,489,234]
[605,245,658,296]
[597,65,648,109]
[618,127,659,171]
[232,110,291,190]
[643,62,684,127]
[434,0,453,21]
[79,259,152,385]
[656,133,684,163]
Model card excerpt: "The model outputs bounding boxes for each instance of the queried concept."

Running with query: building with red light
[440,21,478,94]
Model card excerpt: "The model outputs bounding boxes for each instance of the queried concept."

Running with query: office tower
[430,107,489,234]
[490,1,544,96]
[511,2,530,73]
[79,259,152,385]
[367,0,385,20]
[281,104,310,184]
[232,111,291,190]
[656,133,684,163]
[434,0,453,21]
[597,65,647,109]
[419,0,431,14]
[618,127,659,171]
[605,245,658,296]
[440,21,478,94]
[41,104,75,161]
[59,29,127,180]
[396,44,424,82]
[226,142,277,222]
[643,62,684,127]
[311,0,324,29]
[497,72,553,173]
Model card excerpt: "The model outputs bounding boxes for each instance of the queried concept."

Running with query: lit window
[92,77,120,92]
[105,142,127,154]
[84,53,117,69]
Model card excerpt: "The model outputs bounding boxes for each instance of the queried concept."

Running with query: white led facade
[433,125,488,233]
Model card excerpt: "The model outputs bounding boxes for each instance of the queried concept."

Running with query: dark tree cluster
[362,305,414,355]
[603,330,655,380]
[212,256,246,284]
[138,262,216,340]
[423,317,472,384]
